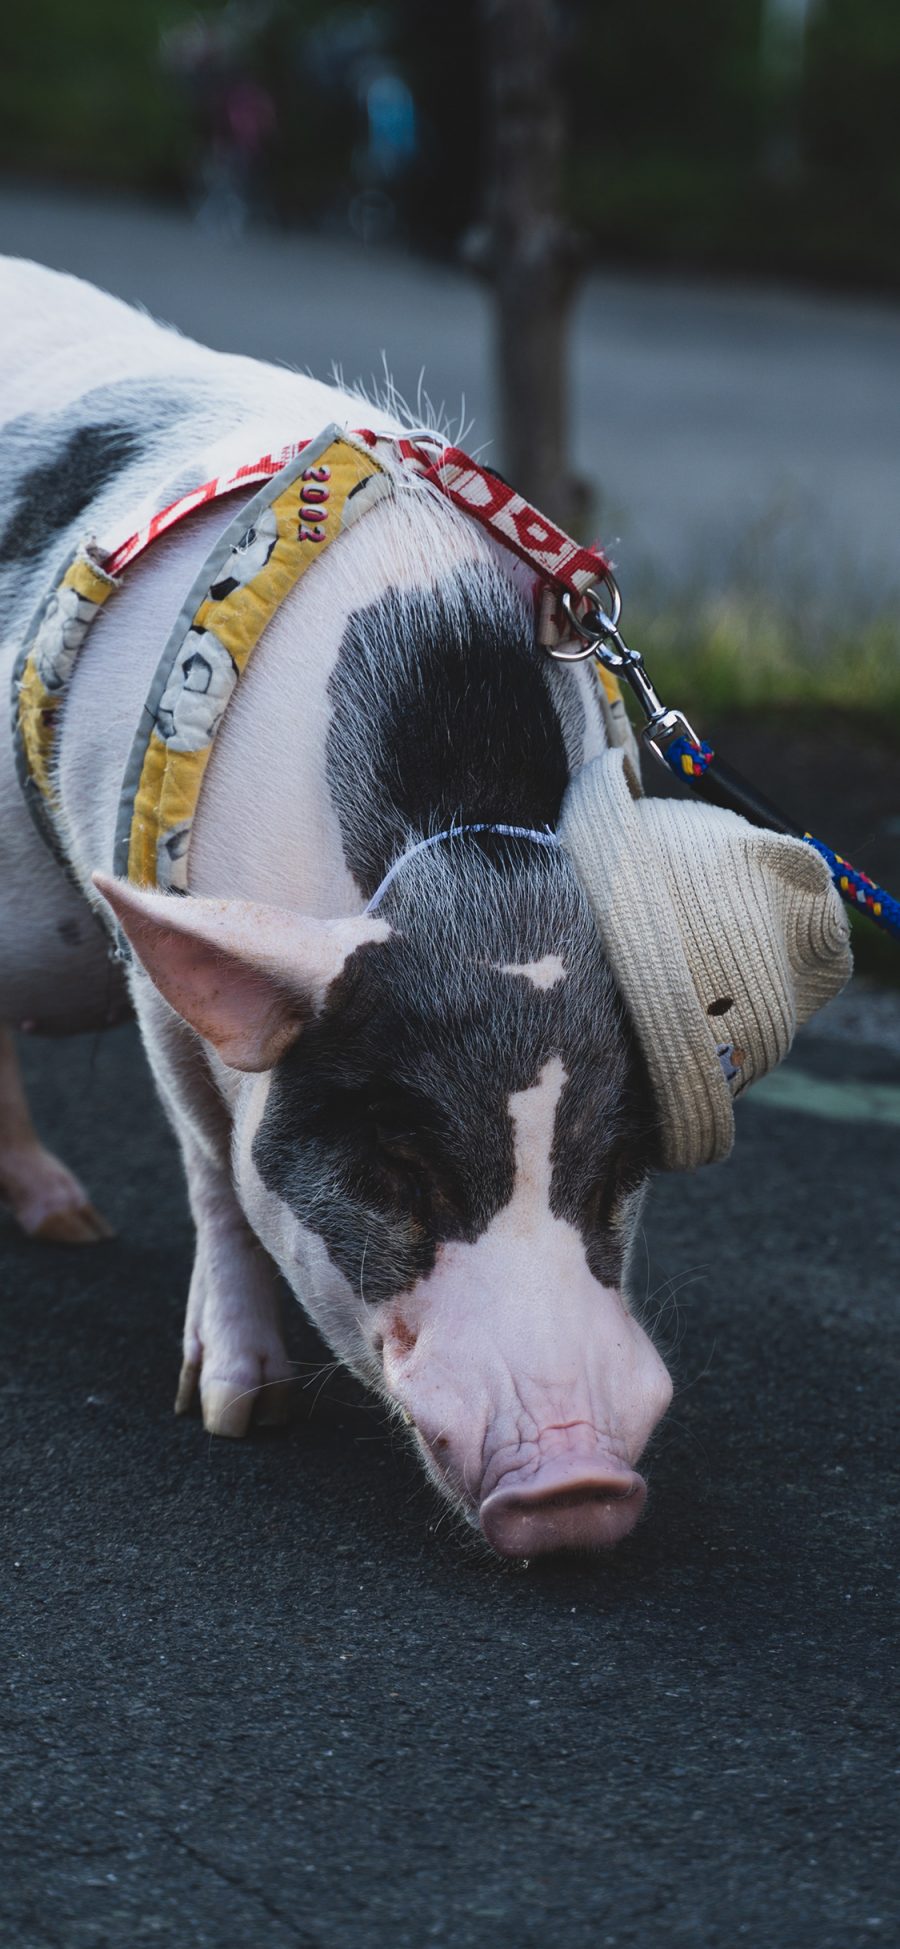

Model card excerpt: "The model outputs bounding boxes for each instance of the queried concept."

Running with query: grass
[596,476,900,728]
[627,590,900,722]
[615,584,900,985]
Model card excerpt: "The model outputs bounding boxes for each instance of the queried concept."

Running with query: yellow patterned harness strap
[115,427,389,891]
[14,548,119,872]
[12,426,390,895]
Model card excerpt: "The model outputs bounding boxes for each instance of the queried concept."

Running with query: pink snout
[479,1454,647,1558]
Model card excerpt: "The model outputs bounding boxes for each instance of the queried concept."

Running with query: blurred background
[1,0,898,968]
[5,0,900,283]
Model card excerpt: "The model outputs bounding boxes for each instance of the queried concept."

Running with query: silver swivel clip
[550,576,702,768]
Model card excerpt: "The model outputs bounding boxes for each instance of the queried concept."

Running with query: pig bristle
[335,357,477,455]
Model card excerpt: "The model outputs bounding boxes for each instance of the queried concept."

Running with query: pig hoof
[202,1379,251,1439]
[34,1201,115,1245]
[0,1143,114,1244]
[175,1358,294,1437]
[201,1376,294,1439]
[174,1359,200,1416]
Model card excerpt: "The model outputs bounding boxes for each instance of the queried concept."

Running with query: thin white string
[364,822,560,914]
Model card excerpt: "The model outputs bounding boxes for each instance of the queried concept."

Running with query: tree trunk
[478,0,582,528]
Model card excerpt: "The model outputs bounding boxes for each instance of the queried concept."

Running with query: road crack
[159,1828,321,1945]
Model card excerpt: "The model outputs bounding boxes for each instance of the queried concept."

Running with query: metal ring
[572,574,623,635]
[549,576,622,661]
[597,572,623,631]
[547,627,600,664]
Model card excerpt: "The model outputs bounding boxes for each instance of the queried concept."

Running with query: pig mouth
[477,1451,648,1558]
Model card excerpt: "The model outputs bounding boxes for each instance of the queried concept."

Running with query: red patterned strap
[394,438,610,603]
[103,429,610,638]
[104,441,313,576]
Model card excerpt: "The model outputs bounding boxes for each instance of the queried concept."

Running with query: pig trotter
[174,1358,200,1416]
[0,1028,113,1243]
[33,1196,114,1245]
[199,1370,294,1439]
[174,1350,294,1437]
[176,1225,294,1439]
[3,1162,114,1244]
[127,996,296,1437]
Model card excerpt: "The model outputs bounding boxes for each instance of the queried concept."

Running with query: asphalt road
[2,183,899,599]
[2,998,898,1949]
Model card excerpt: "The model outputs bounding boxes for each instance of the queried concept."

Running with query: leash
[548,576,900,944]
[100,426,899,942]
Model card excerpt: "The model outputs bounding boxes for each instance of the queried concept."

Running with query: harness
[11,421,899,943]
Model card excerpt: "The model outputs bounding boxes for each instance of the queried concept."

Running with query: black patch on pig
[57,917,82,946]
[0,424,140,564]
[253,845,659,1306]
[324,570,572,902]
[0,379,221,583]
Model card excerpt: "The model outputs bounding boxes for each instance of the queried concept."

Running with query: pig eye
[359,1097,429,1196]
[347,1088,463,1227]
[371,1109,461,1223]
[367,1102,419,1155]
[374,1149,431,1223]
[399,1173,429,1219]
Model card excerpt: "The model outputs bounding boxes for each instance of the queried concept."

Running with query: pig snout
[376,1274,672,1560]
[478,1433,648,1558]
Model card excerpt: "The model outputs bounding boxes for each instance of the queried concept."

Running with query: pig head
[375,1051,671,1556]
[97,839,672,1560]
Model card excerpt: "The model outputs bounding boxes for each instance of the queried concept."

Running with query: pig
[0,257,672,1557]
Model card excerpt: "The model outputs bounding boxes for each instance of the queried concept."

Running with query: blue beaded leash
[552,579,900,946]
[664,733,900,939]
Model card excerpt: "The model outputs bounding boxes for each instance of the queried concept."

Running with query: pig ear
[92,874,390,1071]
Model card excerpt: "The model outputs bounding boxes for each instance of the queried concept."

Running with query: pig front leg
[134,981,295,1438]
[0,1025,113,1242]
[175,1140,296,1437]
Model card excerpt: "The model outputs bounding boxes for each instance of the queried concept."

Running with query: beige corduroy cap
[560,748,852,1172]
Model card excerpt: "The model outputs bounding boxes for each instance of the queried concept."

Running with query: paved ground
[2,182,899,599]
[2,987,898,1948]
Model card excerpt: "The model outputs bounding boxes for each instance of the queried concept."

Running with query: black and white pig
[0,258,671,1558]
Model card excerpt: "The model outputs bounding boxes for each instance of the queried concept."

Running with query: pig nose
[479,1456,647,1558]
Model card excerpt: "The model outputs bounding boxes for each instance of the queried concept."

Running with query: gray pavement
[2,996,898,1948]
[2,183,899,601]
